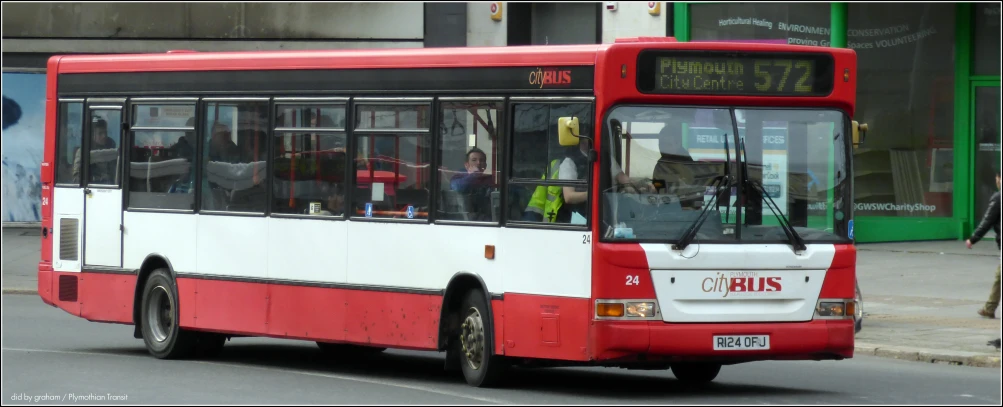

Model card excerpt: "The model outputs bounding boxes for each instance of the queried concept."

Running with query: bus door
[82,101,125,268]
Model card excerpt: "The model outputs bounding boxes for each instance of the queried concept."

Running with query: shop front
[671,2,1001,242]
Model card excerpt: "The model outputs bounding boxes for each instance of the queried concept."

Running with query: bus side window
[353,103,431,220]
[271,104,348,216]
[201,101,269,213]
[55,102,84,185]
[508,103,592,225]
[128,103,198,210]
[436,101,502,223]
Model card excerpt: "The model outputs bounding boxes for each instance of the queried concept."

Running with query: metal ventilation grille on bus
[58,275,78,302]
[59,218,79,261]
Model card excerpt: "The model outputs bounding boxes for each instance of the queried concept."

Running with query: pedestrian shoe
[988,338,1002,350]
[977,308,996,319]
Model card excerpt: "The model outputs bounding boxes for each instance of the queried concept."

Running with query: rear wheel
[457,289,507,387]
[140,269,197,359]
[671,363,721,383]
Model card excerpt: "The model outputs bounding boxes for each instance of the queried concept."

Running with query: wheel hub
[460,307,485,370]
[147,286,173,343]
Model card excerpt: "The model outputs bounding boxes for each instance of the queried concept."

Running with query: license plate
[713,335,770,350]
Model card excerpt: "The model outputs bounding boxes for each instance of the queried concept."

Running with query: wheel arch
[437,271,498,352]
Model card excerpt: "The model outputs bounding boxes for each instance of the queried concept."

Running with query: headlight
[816,302,845,317]
[596,300,660,320]
[814,299,854,319]
[625,302,656,318]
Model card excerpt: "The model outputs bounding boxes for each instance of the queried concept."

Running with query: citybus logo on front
[529,68,572,88]
[702,272,782,298]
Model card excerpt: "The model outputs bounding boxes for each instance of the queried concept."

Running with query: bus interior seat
[439,190,472,221]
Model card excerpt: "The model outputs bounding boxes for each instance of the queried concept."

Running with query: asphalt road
[2,294,1000,405]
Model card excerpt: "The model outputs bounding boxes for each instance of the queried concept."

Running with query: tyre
[671,363,721,383]
[854,281,864,333]
[140,268,197,359]
[457,289,507,387]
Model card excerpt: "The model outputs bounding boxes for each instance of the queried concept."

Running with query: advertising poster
[2,72,46,223]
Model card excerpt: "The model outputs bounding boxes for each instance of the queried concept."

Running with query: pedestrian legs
[979,263,1001,318]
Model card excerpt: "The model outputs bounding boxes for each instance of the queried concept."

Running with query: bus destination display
[636,51,834,96]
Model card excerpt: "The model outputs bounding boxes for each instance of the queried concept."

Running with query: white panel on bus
[267,217,349,283]
[122,211,198,273]
[498,228,592,299]
[344,222,503,293]
[53,187,84,273]
[83,188,123,268]
[196,215,268,279]
[642,243,836,323]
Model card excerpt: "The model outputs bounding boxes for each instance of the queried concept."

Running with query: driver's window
[609,108,734,211]
[603,106,737,241]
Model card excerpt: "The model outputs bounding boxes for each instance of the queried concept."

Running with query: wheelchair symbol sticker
[848,219,854,240]
[406,205,415,219]
[365,203,373,218]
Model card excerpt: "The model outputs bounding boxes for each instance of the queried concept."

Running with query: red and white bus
[38,38,859,387]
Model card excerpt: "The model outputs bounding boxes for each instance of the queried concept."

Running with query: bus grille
[58,275,78,302]
[59,218,79,261]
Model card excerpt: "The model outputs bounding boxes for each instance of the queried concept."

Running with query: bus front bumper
[593,319,854,363]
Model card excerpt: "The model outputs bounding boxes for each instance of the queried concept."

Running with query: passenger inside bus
[73,117,118,184]
[207,123,240,163]
[446,147,496,221]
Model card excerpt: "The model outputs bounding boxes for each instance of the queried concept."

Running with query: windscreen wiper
[673,175,728,251]
[740,139,806,253]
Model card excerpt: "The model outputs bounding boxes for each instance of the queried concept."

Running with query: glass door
[971,83,1001,224]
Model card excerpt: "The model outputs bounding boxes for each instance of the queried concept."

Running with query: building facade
[2,2,999,243]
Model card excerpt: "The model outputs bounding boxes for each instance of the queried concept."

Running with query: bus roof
[52,44,605,74]
[51,40,855,74]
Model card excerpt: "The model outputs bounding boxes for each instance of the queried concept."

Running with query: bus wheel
[140,268,196,359]
[671,363,721,383]
[457,289,507,387]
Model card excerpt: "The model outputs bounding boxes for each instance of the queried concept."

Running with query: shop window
[848,4,956,218]
[690,3,831,46]
[973,3,1001,76]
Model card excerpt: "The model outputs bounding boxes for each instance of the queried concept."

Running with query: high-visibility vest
[524,159,564,222]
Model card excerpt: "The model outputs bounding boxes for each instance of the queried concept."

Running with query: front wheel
[457,289,507,387]
[671,363,721,383]
[854,280,864,333]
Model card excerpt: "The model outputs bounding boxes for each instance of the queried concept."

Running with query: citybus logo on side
[529,68,572,88]
[702,272,782,298]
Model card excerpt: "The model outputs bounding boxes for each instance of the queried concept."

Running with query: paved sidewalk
[2,226,40,294]
[3,224,1000,366]
[854,241,1002,367]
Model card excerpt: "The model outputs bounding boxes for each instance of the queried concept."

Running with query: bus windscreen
[636,50,835,97]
